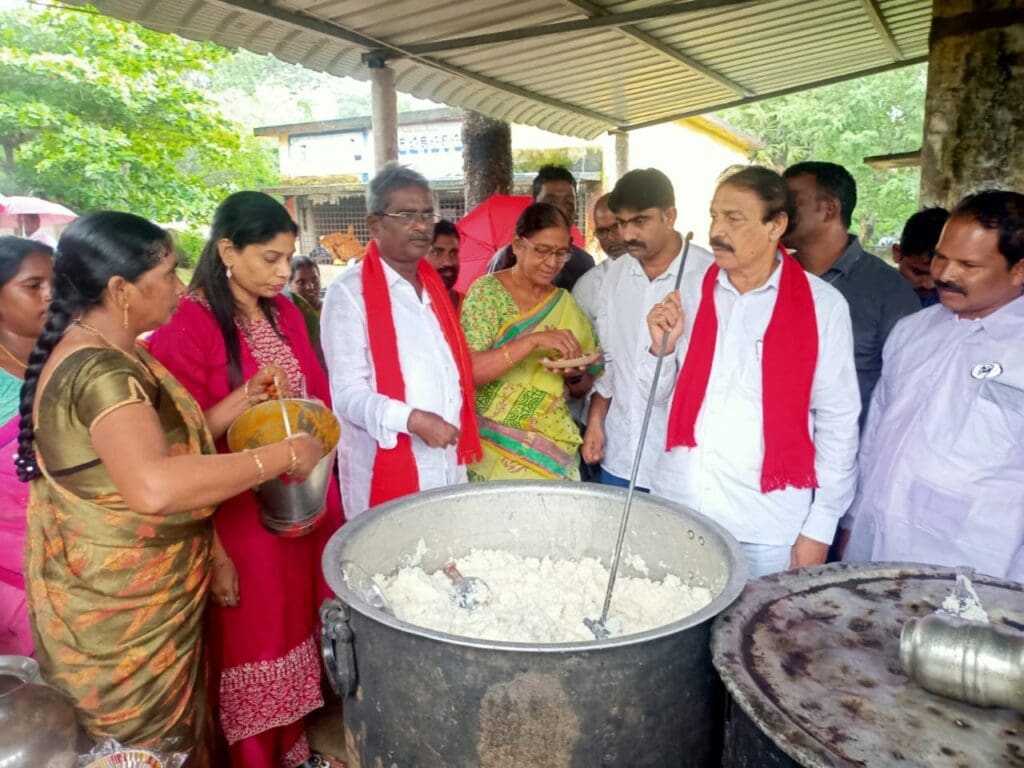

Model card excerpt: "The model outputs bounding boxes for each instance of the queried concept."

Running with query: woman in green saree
[15,212,323,766]
[461,202,601,481]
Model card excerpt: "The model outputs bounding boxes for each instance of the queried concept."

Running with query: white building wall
[514,123,749,250]
[625,123,750,251]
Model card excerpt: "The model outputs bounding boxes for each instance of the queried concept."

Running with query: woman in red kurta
[149,191,342,768]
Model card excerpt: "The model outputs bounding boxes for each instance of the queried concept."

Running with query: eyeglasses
[376,210,443,225]
[521,236,572,262]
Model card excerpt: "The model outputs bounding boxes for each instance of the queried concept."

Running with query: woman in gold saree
[15,212,323,765]
[461,202,601,481]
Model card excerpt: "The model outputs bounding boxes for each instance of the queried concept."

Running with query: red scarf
[361,240,482,507]
[665,248,819,492]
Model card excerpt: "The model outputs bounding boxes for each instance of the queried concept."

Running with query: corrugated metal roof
[66,0,932,139]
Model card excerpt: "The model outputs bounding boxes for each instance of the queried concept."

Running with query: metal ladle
[586,232,694,640]
[274,375,292,439]
[443,562,491,610]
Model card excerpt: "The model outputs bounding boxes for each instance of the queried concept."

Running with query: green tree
[717,65,927,246]
[210,49,440,128]
[0,4,278,224]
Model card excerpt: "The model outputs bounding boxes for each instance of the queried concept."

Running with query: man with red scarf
[643,167,860,578]
[322,165,480,517]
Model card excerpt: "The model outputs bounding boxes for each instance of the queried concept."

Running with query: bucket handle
[320,598,357,696]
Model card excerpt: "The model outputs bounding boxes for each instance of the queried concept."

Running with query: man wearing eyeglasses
[487,165,596,290]
[581,169,713,491]
[571,194,628,326]
[569,194,628,481]
[322,165,481,517]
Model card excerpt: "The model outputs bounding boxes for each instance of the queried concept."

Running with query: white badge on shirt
[971,362,1003,380]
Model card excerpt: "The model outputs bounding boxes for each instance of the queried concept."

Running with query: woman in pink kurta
[0,236,53,656]
[149,192,342,768]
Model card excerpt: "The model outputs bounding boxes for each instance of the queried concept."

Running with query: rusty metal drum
[320,481,747,768]
[712,562,1024,768]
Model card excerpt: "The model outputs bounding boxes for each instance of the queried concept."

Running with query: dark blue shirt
[819,236,922,424]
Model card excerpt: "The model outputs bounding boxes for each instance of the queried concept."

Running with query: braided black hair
[16,212,171,482]
[189,191,297,389]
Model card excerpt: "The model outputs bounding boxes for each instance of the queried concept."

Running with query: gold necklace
[0,339,27,370]
[72,319,154,380]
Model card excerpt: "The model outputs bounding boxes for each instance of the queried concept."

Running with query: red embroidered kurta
[149,294,342,767]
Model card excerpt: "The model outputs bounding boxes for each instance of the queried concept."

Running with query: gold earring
[123,302,130,329]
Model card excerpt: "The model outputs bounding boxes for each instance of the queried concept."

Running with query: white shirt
[321,258,466,517]
[571,257,615,326]
[646,256,861,546]
[592,242,714,486]
[568,257,615,424]
[843,298,1024,581]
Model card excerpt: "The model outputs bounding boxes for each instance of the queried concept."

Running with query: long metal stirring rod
[274,375,293,438]
[587,232,694,639]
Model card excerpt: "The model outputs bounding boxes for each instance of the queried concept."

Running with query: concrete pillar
[369,62,398,171]
[614,130,629,180]
[603,130,630,191]
[462,110,512,211]
[919,1,1024,207]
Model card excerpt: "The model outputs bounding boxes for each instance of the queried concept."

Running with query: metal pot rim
[322,481,747,651]
[710,562,1024,767]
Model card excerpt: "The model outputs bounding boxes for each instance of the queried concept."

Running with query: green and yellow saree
[461,275,601,481]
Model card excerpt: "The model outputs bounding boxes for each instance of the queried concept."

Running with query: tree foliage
[209,49,440,127]
[0,4,278,224]
[717,65,928,245]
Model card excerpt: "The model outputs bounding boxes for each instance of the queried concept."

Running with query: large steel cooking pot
[0,655,78,768]
[712,562,1024,768]
[320,481,746,768]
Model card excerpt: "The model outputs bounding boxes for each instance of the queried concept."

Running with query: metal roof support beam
[857,0,904,61]
[207,0,623,126]
[561,0,754,98]
[178,0,209,29]
[618,55,928,131]
[398,0,761,56]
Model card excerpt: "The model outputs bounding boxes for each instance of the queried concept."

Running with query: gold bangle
[287,441,299,475]
[249,449,265,485]
[502,347,513,367]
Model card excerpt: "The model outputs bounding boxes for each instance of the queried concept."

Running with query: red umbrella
[455,195,530,292]
[455,194,585,293]
[0,196,78,228]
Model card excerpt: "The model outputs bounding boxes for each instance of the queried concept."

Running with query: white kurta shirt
[568,257,614,424]
[592,242,714,486]
[646,257,861,546]
[843,298,1024,581]
[321,258,466,518]
[571,256,614,326]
